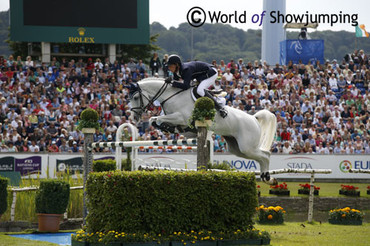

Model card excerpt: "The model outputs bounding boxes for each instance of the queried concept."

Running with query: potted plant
[35,180,70,232]
[298,183,320,195]
[77,108,100,134]
[0,176,8,220]
[269,182,290,196]
[189,97,216,128]
[256,205,285,224]
[339,184,360,197]
[328,207,364,225]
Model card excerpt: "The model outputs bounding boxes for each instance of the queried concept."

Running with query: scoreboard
[10,0,149,44]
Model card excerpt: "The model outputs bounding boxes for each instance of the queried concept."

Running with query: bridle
[129,82,170,120]
[129,81,187,121]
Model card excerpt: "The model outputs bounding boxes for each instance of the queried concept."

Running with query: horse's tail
[254,110,277,152]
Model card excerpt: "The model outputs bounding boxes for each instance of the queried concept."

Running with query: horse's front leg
[150,112,187,127]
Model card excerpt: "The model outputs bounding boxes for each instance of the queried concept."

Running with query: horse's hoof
[269,178,278,185]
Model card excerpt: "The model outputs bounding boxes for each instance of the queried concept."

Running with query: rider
[165,54,227,118]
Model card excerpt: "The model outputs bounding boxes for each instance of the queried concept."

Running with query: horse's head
[129,78,173,123]
[129,83,150,123]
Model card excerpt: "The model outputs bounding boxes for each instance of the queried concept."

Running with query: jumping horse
[129,78,278,184]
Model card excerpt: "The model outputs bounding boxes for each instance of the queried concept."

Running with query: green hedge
[93,160,116,172]
[35,180,70,214]
[121,158,131,171]
[86,171,257,234]
[0,176,8,215]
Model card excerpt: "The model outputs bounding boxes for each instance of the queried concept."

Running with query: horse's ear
[128,82,140,98]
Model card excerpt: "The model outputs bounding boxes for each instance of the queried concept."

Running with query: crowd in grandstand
[0,49,369,154]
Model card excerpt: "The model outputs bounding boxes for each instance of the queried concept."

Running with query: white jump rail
[137,146,197,150]
[91,139,197,149]
[9,186,83,222]
[349,169,370,174]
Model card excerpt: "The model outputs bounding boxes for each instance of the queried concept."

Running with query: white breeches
[197,68,218,97]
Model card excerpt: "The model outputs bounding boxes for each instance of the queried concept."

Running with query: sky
[1,0,369,32]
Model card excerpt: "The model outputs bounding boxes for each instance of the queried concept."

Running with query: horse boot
[204,90,228,118]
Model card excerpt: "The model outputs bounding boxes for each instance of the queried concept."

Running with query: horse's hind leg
[232,136,277,185]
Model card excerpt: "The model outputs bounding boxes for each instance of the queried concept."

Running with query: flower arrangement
[72,228,270,245]
[269,182,290,195]
[298,183,320,195]
[256,205,285,224]
[328,207,364,225]
[339,184,360,196]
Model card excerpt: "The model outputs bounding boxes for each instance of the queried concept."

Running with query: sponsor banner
[0,157,15,172]
[0,153,368,179]
[48,154,115,178]
[15,156,42,176]
[0,155,47,178]
[136,153,370,179]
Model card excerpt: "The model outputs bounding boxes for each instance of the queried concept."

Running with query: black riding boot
[204,90,227,118]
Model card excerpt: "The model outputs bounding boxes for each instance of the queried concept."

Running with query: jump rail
[349,169,370,174]
[138,146,197,150]
[91,139,197,149]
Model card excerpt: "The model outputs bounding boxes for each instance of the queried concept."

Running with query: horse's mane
[139,77,165,83]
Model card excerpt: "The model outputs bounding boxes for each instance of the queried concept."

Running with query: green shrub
[35,180,70,214]
[80,108,99,122]
[93,160,116,172]
[0,176,8,215]
[189,97,216,124]
[121,159,132,171]
[86,171,257,234]
[207,162,233,170]
[194,97,215,111]
[77,108,100,130]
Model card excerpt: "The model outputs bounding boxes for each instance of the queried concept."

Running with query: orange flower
[342,214,346,218]
[267,215,273,220]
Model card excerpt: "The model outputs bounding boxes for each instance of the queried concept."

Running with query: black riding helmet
[167,54,182,66]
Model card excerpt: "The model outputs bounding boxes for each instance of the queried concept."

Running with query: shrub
[80,108,99,122]
[35,180,70,214]
[77,108,100,130]
[93,160,116,172]
[86,170,257,234]
[207,162,232,170]
[121,159,132,171]
[0,176,8,215]
[189,97,216,123]
[194,97,215,111]
[256,205,285,224]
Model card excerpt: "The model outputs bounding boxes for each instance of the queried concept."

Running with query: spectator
[149,53,161,76]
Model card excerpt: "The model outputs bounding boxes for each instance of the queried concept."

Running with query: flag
[356,24,369,38]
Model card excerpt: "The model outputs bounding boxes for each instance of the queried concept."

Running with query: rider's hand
[164,77,172,84]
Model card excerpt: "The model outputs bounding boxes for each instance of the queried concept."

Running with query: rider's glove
[164,77,172,84]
